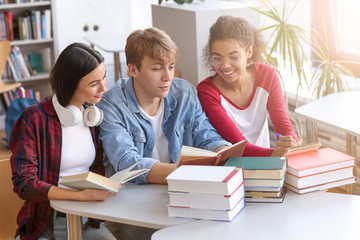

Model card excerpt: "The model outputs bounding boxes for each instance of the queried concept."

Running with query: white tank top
[58,108,96,184]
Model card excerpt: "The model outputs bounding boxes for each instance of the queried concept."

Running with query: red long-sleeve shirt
[197,63,298,157]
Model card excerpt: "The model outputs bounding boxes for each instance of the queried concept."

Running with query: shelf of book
[0,1,50,11]
[0,0,54,97]
[10,38,53,46]
[3,72,50,82]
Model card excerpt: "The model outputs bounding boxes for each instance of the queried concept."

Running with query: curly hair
[203,15,265,72]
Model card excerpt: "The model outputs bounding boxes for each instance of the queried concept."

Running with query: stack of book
[0,8,52,41]
[166,165,245,222]
[6,46,41,81]
[225,157,287,203]
[285,147,356,194]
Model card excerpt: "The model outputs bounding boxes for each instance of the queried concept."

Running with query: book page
[181,145,218,157]
[109,161,149,184]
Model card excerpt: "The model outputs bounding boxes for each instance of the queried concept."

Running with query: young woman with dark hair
[10,42,116,239]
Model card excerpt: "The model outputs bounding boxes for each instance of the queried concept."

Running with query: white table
[295,91,360,193]
[50,183,195,240]
[84,34,126,81]
[152,191,360,240]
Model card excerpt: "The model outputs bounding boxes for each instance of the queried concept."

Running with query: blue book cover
[41,14,46,39]
[225,157,286,170]
[225,157,287,180]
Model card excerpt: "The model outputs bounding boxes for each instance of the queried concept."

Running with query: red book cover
[287,148,355,177]
[5,11,14,41]
[25,89,31,98]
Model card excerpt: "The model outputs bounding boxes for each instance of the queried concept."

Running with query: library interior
[1,0,360,240]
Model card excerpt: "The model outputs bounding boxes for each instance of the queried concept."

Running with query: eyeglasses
[210,54,241,67]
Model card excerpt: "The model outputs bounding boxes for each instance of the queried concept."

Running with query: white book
[245,185,282,192]
[169,183,244,211]
[244,176,285,187]
[34,10,41,39]
[285,166,354,189]
[168,197,245,222]
[166,165,244,195]
[287,177,356,194]
[59,162,149,193]
[44,9,51,39]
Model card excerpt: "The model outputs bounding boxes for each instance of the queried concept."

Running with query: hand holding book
[59,161,149,193]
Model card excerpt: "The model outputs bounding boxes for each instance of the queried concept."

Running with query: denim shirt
[97,77,230,184]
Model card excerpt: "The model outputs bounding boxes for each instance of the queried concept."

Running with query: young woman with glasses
[197,15,302,157]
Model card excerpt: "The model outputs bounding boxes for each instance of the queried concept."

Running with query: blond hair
[126,27,178,69]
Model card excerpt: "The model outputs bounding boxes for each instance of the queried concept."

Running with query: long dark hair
[50,42,104,106]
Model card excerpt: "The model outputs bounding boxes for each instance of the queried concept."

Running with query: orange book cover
[287,148,355,177]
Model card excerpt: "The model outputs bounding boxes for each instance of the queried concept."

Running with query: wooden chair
[0,158,24,240]
[0,40,21,94]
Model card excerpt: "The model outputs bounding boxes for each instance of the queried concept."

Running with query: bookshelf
[0,0,54,84]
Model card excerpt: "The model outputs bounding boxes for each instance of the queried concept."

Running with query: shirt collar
[125,76,177,115]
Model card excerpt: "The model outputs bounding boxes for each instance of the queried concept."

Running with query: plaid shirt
[10,97,102,240]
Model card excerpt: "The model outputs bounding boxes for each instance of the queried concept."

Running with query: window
[312,0,360,77]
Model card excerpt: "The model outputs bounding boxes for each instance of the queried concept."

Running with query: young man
[97,27,230,184]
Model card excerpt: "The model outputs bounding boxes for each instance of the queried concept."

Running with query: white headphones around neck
[52,94,103,127]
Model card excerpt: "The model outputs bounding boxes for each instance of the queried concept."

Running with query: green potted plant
[250,0,357,138]
[310,31,355,98]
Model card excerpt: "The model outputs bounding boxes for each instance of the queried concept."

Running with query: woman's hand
[78,188,117,201]
[271,135,301,157]
[48,185,124,201]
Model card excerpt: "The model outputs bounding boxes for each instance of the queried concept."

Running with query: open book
[175,140,247,168]
[58,162,149,193]
[285,141,322,156]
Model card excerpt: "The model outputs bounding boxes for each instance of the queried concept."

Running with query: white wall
[52,0,136,62]
[152,1,260,86]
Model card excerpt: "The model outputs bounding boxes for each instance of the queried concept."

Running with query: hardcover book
[59,162,149,193]
[175,140,246,167]
[287,147,355,177]
[286,177,356,194]
[245,188,287,203]
[166,165,244,196]
[225,157,287,179]
[285,166,354,189]
[245,186,283,192]
[168,197,245,222]
[244,176,285,188]
[245,188,284,198]
[168,183,244,211]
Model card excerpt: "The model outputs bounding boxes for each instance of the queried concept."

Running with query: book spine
[10,50,23,78]
[44,9,51,39]
[5,11,14,41]
[35,10,41,39]
[7,55,19,81]
[41,13,45,39]
[30,11,37,39]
